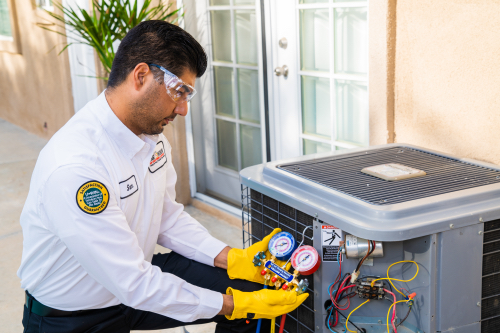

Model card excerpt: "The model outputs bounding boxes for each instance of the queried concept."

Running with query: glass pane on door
[210,0,230,5]
[235,10,258,66]
[217,119,238,171]
[334,7,368,75]
[238,69,260,124]
[301,76,331,139]
[240,125,262,169]
[214,66,235,118]
[300,9,330,72]
[303,139,331,155]
[211,10,232,62]
[335,80,368,145]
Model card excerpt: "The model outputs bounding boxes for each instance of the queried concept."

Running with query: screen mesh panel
[482,219,500,332]
[242,186,315,333]
[278,146,500,205]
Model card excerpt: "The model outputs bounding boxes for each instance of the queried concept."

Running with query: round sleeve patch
[76,181,109,214]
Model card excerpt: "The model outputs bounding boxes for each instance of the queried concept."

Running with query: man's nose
[173,101,188,117]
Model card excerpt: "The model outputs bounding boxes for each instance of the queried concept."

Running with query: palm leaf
[41,0,181,81]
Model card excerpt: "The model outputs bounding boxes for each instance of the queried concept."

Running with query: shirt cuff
[194,236,228,267]
[195,287,224,319]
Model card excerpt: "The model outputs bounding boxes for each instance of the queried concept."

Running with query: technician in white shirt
[18,20,307,333]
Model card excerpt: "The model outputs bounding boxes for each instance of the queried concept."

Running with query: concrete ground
[0,119,242,332]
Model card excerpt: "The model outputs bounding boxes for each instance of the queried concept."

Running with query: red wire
[278,314,286,333]
[329,275,357,326]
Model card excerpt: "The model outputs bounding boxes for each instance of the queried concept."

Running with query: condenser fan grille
[278,146,500,205]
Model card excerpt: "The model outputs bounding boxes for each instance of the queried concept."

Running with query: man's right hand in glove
[221,287,309,320]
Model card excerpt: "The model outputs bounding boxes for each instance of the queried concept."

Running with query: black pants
[22,252,271,333]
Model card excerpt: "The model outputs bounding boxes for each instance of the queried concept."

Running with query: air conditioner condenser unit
[240,144,500,333]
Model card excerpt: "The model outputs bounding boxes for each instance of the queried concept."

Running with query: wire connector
[350,270,360,284]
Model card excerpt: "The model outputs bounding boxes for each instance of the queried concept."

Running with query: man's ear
[132,63,151,91]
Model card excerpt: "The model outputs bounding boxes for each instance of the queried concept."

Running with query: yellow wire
[270,318,275,333]
[370,260,419,297]
[386,300,408,333]
[345,300,370,333]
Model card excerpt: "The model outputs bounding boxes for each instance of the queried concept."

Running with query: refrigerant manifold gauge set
[252,231,321,294]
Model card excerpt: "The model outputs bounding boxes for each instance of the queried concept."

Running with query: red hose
[278,314,286,333]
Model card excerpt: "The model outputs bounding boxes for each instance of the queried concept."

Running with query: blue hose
[255,283,268,333]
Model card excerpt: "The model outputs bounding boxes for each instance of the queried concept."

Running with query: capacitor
[344,235,384,259]
[290,245,321,275]
[268,231,297,261]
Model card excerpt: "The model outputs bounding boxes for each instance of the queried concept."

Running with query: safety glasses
[149,64,197,103]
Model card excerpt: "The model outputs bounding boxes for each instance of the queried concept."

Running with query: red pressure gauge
[290,245,321,276]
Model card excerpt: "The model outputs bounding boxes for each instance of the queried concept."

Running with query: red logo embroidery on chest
[150,148,165,165]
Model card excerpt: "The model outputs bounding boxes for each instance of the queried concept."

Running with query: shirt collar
[93,91,158,159]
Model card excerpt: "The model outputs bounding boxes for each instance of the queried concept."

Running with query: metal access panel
[240,144,500,333]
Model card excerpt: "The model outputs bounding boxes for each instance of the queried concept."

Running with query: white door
[185,0,368,205]
[267,0,369,159]
[186,0,267,205]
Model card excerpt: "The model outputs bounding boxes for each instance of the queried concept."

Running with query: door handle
[274,65,288,78]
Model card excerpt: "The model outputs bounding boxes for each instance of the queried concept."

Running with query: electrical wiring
[370,260,419,298]
[396,304,412,329]
[384,289,397,333]
[355,241,371,272]
[328,274,356,327]
[385,300,408,333]
[345,300,370,333]
[325,303,365,333]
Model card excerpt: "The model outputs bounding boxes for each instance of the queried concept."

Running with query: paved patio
[0,118,242,332]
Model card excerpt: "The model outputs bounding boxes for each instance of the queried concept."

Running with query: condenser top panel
[277,146,500,205]
[240,144,500,241]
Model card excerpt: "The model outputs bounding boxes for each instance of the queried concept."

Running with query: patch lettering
[149,141,167,173]
[119,175,138,199]
[76,181,109,214]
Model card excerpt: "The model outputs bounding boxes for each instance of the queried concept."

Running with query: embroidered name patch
[76,181,109,214]
[149,141,167,173]
[119,175,138,199]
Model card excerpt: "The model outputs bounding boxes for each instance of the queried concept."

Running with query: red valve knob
[271,276,278,283]
[261,269,267,276]
[282,284,288,290]
[246,320,250,324]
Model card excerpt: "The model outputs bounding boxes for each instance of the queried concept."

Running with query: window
[0,0,12,40]
[37,0,53,10]
[0,0,20,53]
[298,1,368,154]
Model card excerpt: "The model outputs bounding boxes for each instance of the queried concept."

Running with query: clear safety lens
[164,73,196,103]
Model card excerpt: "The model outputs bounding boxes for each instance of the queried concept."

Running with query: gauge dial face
[291,246,319,273]
[269,232,296,259]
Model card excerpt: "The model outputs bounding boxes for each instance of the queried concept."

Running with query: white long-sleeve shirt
[17,91,228,322]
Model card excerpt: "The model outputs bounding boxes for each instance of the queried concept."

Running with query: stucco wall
[392,0,500,165]
[0,2,74,139]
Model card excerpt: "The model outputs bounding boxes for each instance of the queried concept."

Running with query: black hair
[107,20,207,88]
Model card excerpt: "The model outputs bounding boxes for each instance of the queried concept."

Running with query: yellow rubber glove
[227,228,287,284]
[225,287,309,320]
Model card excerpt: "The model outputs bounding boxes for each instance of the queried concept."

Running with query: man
[18,20,307,332]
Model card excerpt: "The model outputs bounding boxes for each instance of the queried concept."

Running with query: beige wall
[0,1,191,204]
[0,2,74,139]
[370,0,500,165]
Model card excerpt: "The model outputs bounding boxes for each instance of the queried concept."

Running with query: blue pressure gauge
[268,231,297,261]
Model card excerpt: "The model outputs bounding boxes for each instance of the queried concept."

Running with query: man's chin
[143,125,165,136]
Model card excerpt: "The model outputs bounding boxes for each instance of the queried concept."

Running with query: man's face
[130,68,197,135]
